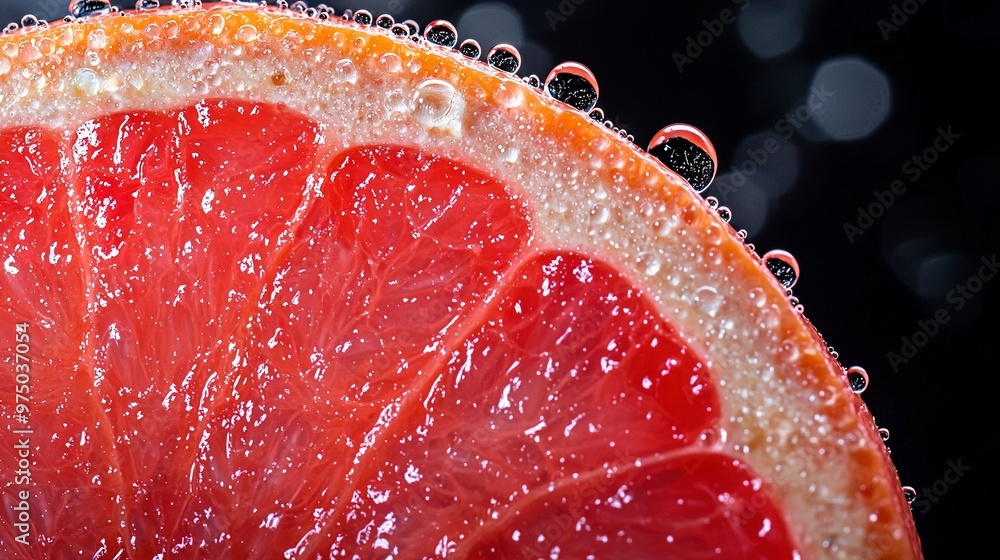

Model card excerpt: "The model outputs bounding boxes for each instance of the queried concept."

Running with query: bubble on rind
[487,44,520,74]
[70,0,113,19]
[410,79,465,136]
[423,20,458,48]
[493,79,524,108]
[846,366,868,394]
[458,39,480,59]
[352,10,373,26]
[332,59,357,84]
[762,250,800,290]
[544,61,599,113]
[647,124,718,192]
[902,486,916,504]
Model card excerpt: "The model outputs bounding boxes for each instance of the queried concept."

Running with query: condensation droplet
[544,61,599,113]
[332,59,357,84]
[207,13,225,35]
[847,366,868,394]
[493,79,524,108]
[375,14,394,29]
[590,203,610,226]
[637,252,661,276]
[589,108,604,121]
[163,20,179,39]
[423,20,457,48]
[410,79,463,131]
[384,88,407,113]
[717,206,732,223]
[70,0,112,19]
[390,24,409,37]
[647,124,718,192]
[694,286,724,318]
[459,39,480,59]
[902,486,916,504]
[236,24,258,43]
[136,0,160,10]
[487,44,520,74]
[351,10,372,26]
[380,52,401,73]
[762,249,800,289]
[878,428,890,442]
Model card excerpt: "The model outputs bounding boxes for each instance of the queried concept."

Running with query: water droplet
[339,9,352,20]
[402,20,419,36]
[375,14,394,29]
[332,59,357,84]
[353,10,373,26]
[847,366,868,394]
[694,286,724,318]
[21,15,39,27]
[589,108,604,121]
[736,229,748,240]
[390,24,409,37]
[459,39,480,59]
[544,61,599,113]
[423,20,457,48]
[236,24,258,43]
[705,196,719,209]
[411,79,460,127]
[637,252,661,276]
[647,124,718,192]
[762,250,800,289]
[290,1,307,12]
[4,23,19,34]
[589,203,610,225]
[487,44,520,74]
[493,79,524,108]
[71,0,114,18]
[523,74,541,88]
[380,52,401,73]
[717,206,732,223]
[902,486,916,504]
[878,428,890,442]
[698,427,723,446]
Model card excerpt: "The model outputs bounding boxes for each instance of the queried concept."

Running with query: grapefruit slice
[0,3,922,559]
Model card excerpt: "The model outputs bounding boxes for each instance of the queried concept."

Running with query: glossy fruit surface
[0,5,921,559]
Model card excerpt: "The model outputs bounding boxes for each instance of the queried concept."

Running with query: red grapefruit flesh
[0,5,921,559]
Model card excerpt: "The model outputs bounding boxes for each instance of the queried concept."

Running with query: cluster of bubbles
[2,0,909,507]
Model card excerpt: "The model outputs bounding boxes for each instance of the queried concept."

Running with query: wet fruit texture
[0,4,922,559]
[2,99,796,557]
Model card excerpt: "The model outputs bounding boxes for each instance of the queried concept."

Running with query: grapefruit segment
[0,5,922,559]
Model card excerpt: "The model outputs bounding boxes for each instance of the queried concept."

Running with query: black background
[1,0,996,557]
